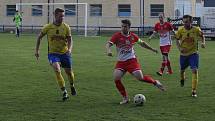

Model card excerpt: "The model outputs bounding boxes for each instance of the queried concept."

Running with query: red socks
[115,80,127,97]
[115,76,157,97]
[166,60,172,72]
[160,60,172,72]
[142,75,156,84]
[160,61,166,72]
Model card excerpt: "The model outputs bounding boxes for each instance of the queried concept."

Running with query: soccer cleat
[71,86,77,96]
[191,91,197,98]
[62,92,69,101]
[154,80,165,91]
[119,97,130,105]
[156,71,163,76]
[180,80,185,87]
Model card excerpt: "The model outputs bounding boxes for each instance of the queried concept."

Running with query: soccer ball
[10,30,14,34]
[133,94,146,106]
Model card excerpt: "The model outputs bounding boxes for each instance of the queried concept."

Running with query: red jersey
[109,32,139,61]
[154,22,173,46]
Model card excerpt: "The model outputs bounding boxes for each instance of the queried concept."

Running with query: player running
[13,10,22,37]
[106,19,165,105]
[149,13,175,76]
[35,8,76,101]
[175,15,205,97]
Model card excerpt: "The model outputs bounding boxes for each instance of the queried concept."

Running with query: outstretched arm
[35,32,45,60]
[138,39,158,53]
[176,39,181,51]
[149,31,157,40]
[200,32,206,48]
[67,36,73,54]
[105,42,113,56]
[176,39,187,53]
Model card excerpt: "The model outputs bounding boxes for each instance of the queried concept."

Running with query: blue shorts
[48,53,72,68]
[180,53,199,70]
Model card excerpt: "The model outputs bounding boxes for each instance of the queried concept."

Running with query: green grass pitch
[0,33,215,121]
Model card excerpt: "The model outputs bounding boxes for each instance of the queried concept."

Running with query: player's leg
[127,58,165,91]
[158,54,167,76]
[165,53,173,74]
[113,69,127,104]
[15,23,20,37]
[189,53,199,97]
[131,70,165,91]
[179,55,189,87]
[61,53,76,95]
[157,46,167,76]
[17,27,20,37]
[48,54,68,101]
[191,69,198,97]
[157,45,172,75]
[64,68,76,95]
[180,70,186,87]
[165,45,173,74]
[52,62,69,101]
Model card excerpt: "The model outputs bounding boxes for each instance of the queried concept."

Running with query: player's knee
[135,76,144,81]
[114,77,122,81]
[162,54,168,60]
[54,67,61,73]
[192,69,198,74]
[113,73,122,80]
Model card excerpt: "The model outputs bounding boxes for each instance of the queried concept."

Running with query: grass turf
[0,33,215,121]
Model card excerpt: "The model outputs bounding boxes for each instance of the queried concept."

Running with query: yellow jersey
[41,22,71,54]
[175,26,203,56]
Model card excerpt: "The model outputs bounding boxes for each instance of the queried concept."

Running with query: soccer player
[35,8,76,101]
[175,15,205,97]
[149,13,175,76]
[13,10,22,37]
[106,19,165,105]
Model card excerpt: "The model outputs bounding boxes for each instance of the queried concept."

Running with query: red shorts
[160,45,171,54]
[115,58,141,73]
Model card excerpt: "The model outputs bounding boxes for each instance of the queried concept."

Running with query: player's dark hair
[183,15,193,22]
[55,8,65,15]
[121,19,131,27]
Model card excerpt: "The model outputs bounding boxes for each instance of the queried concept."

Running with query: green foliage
[0,33,215,121]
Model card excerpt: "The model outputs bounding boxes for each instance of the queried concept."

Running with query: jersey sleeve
[154,23,158,32]
[168,22,174,31]
[41,24,49,35]
[132,33,140,43]
[175,26,183,40]
[109,33,118,44]
[196,27,203,37]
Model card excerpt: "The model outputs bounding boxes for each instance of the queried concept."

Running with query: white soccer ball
[10,31,14,34]
[133,94,146,106]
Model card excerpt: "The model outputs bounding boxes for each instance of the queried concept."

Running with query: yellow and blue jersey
[175,26,203,56]
[41,22,71,54]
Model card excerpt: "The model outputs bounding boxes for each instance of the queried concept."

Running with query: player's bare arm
[105,42,113,56]
[200,32,206,48]
[176,39,187,53]
[176,39,181,51]
[149,31,157,40]
[35,32,46,60]
[172,29,176,35]
[67,36,73,54]
[138,39,158,53]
